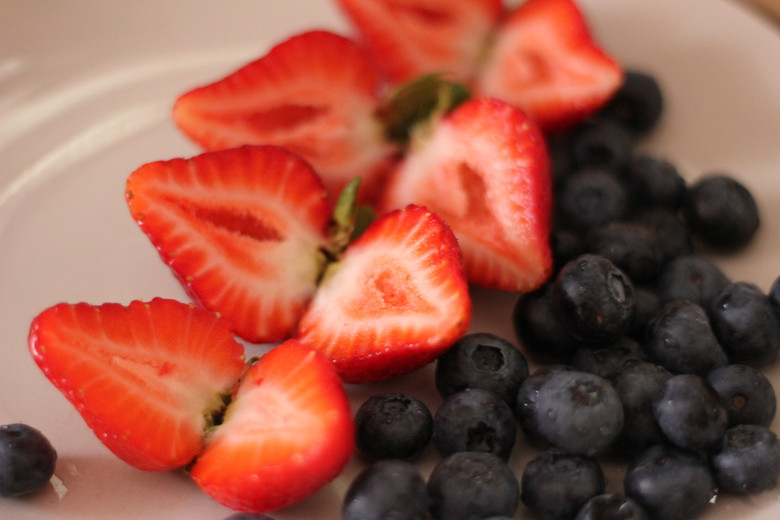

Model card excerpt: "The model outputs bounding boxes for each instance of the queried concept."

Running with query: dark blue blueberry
[709,424,780,495]
[556,168,630,233]
[0,423,57,497]
[342,459,428,520]
[623,154,686,210]
[513,283,579,363]
[427,451,519,520]
[643,299,728,375]
[569,120,634,172]
[710,281,780,366]
[551,228,586,273]
[586,221,664,283]
[571,336,644,380]
[515,365,573,444]
[683,174,760,250]
[652,374,728,451]
[534,370,624,456]
[354,393,432,460]
[552,254,635,345]
[654,255,731,308]
[706,364,776,428]
[574,493,649,520]
[432,388,516,460]
[770,274,780,316]
[598,70,664,136]
[624,444,715,520]
[435,332,529,407]
[633,208,693,264]
[611,360,672,454]
[627,286,660,340]
[521,448,605,520]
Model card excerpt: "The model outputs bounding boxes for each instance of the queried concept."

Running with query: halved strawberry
[380,98,553,292]
[125,145,330,343]
[295,204,471,383]
[28,298,246,472]
[477,0,623,131]
[337,0,503,84]
[190,339,353,513]
[172,30,397,204]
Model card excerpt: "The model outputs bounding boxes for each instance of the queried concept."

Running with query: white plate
[2,1,780,519]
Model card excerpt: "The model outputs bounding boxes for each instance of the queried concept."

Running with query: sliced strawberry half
[477,0,623,131]
[295,204,471,383]
[28,298,246,472]
[125,145,330,343]
[190,339,353,513]
[380,98,553,292]
[173,30,397,204]
[336,0,503,84]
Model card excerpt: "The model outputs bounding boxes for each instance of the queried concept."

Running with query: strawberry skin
[295,204,471,383]
[477,0,623,131]
[380,98,553,292]
[28,298,246,472]
[190,339,353,513]
[173,30,397,204]
[337,0,503,84]
[125,145,330,344]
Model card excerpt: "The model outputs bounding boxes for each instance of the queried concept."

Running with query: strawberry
[190,339,353,513]
[27,298,246,472]
[477,0,623,131]
[336,0,503,84]
[125,145,330,344]
[379,98,553,292]
[295,204,471,383]
[172,30,398,205]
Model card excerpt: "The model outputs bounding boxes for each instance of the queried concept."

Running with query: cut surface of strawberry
[295,204,471,383]
[337,0,503,84]
[173,30,397,204]
[190,339,354,513]
[380,98,553,292]
[28,298,246,472]
[477,0,623,131]
[125,145,330,344]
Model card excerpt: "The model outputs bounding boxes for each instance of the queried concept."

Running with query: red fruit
[28,298,246,472]
[125,145,330,343]
[295,204,471,383]
[477,0,623,131]
[337,0,503,84]
[173,30,397,204]
[190,339,353,513]
[380,98,553,292]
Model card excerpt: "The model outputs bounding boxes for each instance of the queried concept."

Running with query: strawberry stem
[322,178,375,263]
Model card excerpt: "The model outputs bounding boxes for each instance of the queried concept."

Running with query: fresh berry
[28,298,246,471]
[556,168,630,232]
[707,364,777,428]
[770,274,780,316]
[633,208,693,263]
[0,423,57,497]
[596,70,664,135]
[521,448,605,520]
[568,120,633,172]
[550,228,586,272]
[435,332,529,407]
[654,254,731,308]
[172,30,396,204]
[571,336,644,380]
[427,451,520,520]
[585,221,664,283]
[709,424,780,495]
[342,459,428,520]
[125,145,331,343]
[574,493,649,520]
[380,98,553,292]
[513,283,580,363]
[354,393,433,460]
[432,388,516,460]
[623,154,686,210]
[627,286,660,340]
[190,339,353,513]
[515,364,573,443]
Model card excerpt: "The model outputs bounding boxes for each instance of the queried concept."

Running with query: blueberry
[574,493,649,520]
[633,208,693,264]
[586,221,664,283]
[770,274,780,316]
[652,374,728,451]
[709,424,780,495]
[354,393,432,460]
[710,281,780,366]
[624,444,715,520]
[569,120,634,172]
[553,254,635,344]
[654,255,731,308]
[435,332,529,407]
[534,370,624,456]
[521,448,605,520]
[623,154,686,210]
[643,299,728,375]
[515,364,573,443]
[427,451,519,520]
[598,70,664,135]
[571,336,644,380]
[432,388,516,460]
[706,364,776,428]
[627,286,660,340]
[0,423,57,497]
[342,459,427,520]
[513,283,579,363]
[551,228,586,273]
[683,174,760,250]
[556,168,630,232]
